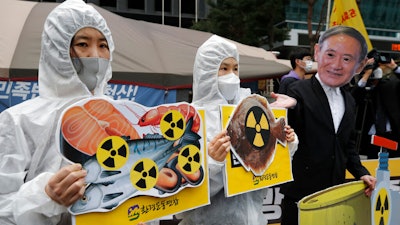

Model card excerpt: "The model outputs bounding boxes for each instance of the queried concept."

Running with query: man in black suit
[271,26,377,225]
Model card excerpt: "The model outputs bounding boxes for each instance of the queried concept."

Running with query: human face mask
[72,57,109,91]
[218,73,240,101]
[304,60,313,73]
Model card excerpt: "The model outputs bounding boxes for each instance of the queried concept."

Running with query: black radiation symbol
[177,144,201,174]
[374,188,390,225]
[245,106,270,149]
[96,136,129,170]
[160,110,186,141]
[130,158,158,191]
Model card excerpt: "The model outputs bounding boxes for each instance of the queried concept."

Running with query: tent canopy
[0,0,291,89]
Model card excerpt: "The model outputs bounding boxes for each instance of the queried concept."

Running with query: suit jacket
[281,75,370,200]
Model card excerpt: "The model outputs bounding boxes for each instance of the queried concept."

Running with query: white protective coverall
[176,35,267,225]
[0,0,114,224]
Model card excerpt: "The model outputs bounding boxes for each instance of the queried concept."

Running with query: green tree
[191,0,290,49]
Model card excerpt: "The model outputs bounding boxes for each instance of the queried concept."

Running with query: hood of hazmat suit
[191,34,250,140]
[177,35,267,225]
[0,0,114,224]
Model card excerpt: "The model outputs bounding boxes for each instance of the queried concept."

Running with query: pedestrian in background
[278,48,313,94]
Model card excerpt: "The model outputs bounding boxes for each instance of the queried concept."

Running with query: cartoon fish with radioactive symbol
[58,98,205,215]
[226,94,287,176]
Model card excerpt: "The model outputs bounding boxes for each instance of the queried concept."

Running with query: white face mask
[72,57,110,91]
[218,73,240,101]
[304,60,313,73]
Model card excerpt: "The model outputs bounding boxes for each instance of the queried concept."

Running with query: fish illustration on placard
[226,94,286,176]
[57,98,204,215]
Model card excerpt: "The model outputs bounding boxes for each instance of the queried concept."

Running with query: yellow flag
[329,0,372,51]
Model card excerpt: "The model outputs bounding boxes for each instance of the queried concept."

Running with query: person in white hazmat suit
[176,35,298,225]
[0,0,116,224]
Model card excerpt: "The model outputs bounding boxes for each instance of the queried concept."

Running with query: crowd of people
[0,0,387,224]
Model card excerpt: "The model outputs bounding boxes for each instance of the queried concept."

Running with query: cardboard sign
[221,94,293,197]
[56,97,208,224]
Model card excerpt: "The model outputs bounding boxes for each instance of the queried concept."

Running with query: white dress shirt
[316,74,345,133]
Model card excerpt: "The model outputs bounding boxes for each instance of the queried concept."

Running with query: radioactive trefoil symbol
[178,144,201,174]
[374,188,390,225]
[96,136,129,170]
[130,158,158,191]
[245,106,270,149]
[160,110,186,141]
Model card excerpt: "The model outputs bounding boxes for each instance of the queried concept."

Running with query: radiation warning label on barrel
[374,188,390,225]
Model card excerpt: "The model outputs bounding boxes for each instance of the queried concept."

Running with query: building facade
[30,0,400,57]
[284,0,400,57]
[30,0,210,28]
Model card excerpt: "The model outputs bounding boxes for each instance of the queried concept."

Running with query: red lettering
[349,8,357,18]
[341,11,350,23]
[338,8,358,24]
[392,44,400,51]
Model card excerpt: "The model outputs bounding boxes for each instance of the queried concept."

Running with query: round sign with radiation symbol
[96,136,129,170]
[177,144,201,174]
[374,188,390,225]
[244,106,270,149]
[130,158,158,191]
[160,110,186,141]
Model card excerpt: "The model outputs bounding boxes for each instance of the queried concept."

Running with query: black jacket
[281,75,370,200]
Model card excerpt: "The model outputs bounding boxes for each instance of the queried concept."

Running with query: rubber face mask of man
[218,57,240,101]
[70,27,110,91]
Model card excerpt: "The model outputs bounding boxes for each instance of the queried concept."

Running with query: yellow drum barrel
[298,181,371,225]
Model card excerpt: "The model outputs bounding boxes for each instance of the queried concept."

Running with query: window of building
[99,0,116,7]
[128,0,145,10]
[155,0,171,12]
[182,0,195,14]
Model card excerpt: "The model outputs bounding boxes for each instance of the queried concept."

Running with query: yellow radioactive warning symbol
[374,188,390,225]
[130,158,158,191]
[160,109,186,141]
[177,144,201,174]
[245,106,270,148]
[96,136,129,170]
